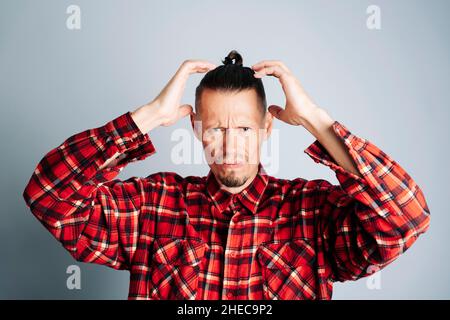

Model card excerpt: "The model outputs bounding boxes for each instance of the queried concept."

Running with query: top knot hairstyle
[195,50,267,115]
[222,50,243,66]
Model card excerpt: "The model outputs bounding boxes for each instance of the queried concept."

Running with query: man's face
[191,88,272,189]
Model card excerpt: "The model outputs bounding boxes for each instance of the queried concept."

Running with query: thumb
[177,104,194,119]
[268,105,285,120]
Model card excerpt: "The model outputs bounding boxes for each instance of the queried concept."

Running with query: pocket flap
[257,239,315,269]
[152,238,207,266]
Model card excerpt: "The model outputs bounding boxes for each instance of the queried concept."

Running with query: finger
[251,60,290,72]
[175,61,216,85]
[196,62,217,72]
[253,65,286,79]
[188,61,217,74]
[177,104,194,119]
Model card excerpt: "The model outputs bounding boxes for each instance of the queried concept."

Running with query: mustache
[205,150,260,165]
[213,152,247,162]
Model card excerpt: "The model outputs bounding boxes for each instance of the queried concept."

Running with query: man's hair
[195,50,267,115]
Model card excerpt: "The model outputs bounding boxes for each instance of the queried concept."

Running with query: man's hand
[131,60,217,134]
[252,60,362,178]
[251,60,320,127]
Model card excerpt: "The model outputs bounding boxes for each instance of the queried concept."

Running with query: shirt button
[227,292,234,299]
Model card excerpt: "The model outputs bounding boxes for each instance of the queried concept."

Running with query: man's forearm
[131,102,163,135]
[301,107,363,178]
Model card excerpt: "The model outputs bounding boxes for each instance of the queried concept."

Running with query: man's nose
[222,129,247,160]
[222,128,242,150]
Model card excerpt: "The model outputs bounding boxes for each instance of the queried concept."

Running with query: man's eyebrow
[206,124,255,128]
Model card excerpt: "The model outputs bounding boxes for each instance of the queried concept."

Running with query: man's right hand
[131,60,217,134]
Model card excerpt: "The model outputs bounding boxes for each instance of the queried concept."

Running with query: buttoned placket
[221,194,242,300]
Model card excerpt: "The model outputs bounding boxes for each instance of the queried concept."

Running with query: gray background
[0,0,448,299]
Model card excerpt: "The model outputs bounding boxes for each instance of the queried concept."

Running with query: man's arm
[252,60,431,281]
[22,111,157,270]
[22,60,217,270]
[303,118,430,281]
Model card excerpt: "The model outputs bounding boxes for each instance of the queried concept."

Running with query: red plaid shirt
[23,111,430,300]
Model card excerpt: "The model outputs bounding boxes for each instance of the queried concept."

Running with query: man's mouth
[222,162,245,168]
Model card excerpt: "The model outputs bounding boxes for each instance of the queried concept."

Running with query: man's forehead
[199,108,260,126]
[201,88,257,101]
[201,92,260,114]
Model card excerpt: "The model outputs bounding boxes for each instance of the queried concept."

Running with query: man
[23,51,430,300]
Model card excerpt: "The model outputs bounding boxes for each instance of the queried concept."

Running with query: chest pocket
[256,239,317,300]
[149,238,207,300]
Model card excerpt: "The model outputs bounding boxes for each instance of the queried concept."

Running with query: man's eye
[211,127,250,133]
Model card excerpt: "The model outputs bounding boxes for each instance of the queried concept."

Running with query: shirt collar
[206,163,269,214]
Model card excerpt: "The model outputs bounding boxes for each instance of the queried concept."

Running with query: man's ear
[263,111,273,141]
[190,111,202,141]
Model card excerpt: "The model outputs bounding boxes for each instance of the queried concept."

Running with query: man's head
[191,50,273,192]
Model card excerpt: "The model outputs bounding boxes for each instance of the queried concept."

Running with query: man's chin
[217,174,248,188]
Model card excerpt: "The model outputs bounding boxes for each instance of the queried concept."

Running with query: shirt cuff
[104,111,156,163]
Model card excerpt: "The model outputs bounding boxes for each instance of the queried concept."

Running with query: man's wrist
[131,102,162,134]
[299,107,335,140]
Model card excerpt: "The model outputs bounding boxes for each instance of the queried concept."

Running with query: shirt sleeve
[22,111,157,270]
[304,120,431,282]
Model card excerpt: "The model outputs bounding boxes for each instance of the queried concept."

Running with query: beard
[217,172,249,188]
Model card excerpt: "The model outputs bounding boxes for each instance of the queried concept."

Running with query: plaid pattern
[23,111,431,300]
